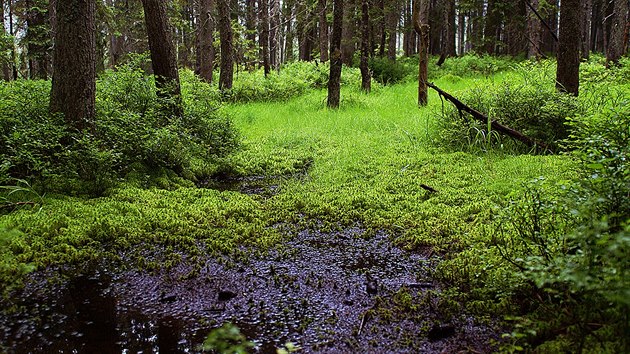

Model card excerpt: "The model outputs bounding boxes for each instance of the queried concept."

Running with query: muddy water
[0,227,498,353]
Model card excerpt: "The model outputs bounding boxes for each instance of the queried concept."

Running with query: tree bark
[581,0,593,59]
[284,0,295,62]
[50,0,96,132]
[196,0,215,83]
[360,0,371,92]
[270,0,280,69]
[217,0,234,90]
[318,0,329,62]
[413,0,429,106]
[259,0,270,76]
[1,0,11,80]
[341,0,357,64]
[245,0,257,69]
[607,0,629,64]
[327,0,343,108]
[484,0,500,54]
[556,0,580,96]
[141,0,183,117]
[527,0,543,59]
[386,0,398,60]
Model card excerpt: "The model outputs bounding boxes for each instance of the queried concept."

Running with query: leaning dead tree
[427,82,553,153]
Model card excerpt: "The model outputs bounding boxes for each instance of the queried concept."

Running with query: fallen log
[427,82,553,153]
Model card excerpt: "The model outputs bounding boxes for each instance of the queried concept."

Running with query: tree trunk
[284,0,295,62]
[444,0,456,57]
[141,0,183,117]
[270,0,280,69]
[25,1,51,79]
[341,0,357,64]
[581,0,593,59]
[318,0,329,62]
[360,0,370,92]
[556,0,580,96]
[259,0,270,76]
[607,0,629,64]
[217,0,234,90]
[542,0,558,55]
[1,0,10,80]
[196,0,215,83]
[413,0,429,106]
[245,0,257,69]
[457,11,465,55]
[527,0,543,59]
[506,1,527,56]
[50,0,96,132]
[327,0,343,108]
[386,0,398,60]
[484,0,500,54]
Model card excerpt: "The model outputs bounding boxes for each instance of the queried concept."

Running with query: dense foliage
[0,60,238,196]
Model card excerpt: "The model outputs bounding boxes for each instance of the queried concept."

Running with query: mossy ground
[0,68,580,351]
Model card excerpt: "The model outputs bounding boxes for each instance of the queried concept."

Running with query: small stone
[218,290,237,302]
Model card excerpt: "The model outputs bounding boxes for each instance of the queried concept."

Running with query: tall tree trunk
[245,0,257,69]
[444,0,456,57]
[284,0,295,62]
[607,0,629,64]
[542,0,558,55]
[1,0,11,80]
[141,0,183,117]
[327,0,343,108]
[217,0,234,90]
[196,0,215,83]
[556,0,580,96]
[457,9,464,55]
[25,0,50,79]
[50,0,96,131]
[8,0,17,79]
[386,0,398,60]
[341,0,357,64]
[505,0,527,56]
[360,0,370,92]
[581,0,593,59]
[527,0,543,59]
[318,0,329,62]
[270,0,280,69]
[484,0,500,54]
[414,0,429,106]
[259,0,270,75]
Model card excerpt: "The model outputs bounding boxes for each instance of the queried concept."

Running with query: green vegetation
[0,55,628,351]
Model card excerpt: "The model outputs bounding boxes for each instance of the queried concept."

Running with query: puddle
[0,227,499,353]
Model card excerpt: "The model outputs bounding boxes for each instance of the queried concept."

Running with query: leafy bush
[434,68,582,152]
[368,57,416,85]
[432,53,515,78]
[439,103,629,351]
[224,61,364,103]
[0,63,239,195]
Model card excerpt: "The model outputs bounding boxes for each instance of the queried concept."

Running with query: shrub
[369,57,415,85]
[0,63,239,196]
[433,53,515,78]
[434,68,582,152]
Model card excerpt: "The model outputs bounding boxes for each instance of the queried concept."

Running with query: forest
[0,0,629,352]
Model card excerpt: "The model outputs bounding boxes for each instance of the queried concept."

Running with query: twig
[357,312,368,336]
[420,184,438,193]
[1,201,36,210]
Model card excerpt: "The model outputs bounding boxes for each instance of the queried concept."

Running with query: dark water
[1,227,499,353]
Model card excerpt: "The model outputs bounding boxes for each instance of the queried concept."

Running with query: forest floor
[0,76,573,352]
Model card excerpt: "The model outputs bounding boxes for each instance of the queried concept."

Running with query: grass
[0,71,576,285]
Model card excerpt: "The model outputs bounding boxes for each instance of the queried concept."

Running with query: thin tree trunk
[556,0,580,96]
[8,0,17,79]
[50,0,96,131]
[457,10,464,55]
[1,0,10,80]
[270,0,280,69]
[607,0,629,64]
[318,0,329,62]
[484,0,500,54]
[141,0,183,117]
[196,0,215,83]
[360,0,370,92]
[327,0,343,108]
[581,0,593,59]
[217,0,234,90]
[386,0,397,60]
[284,0,294,62]
[413,0,429,106]
[527,0,543,59]
[259,0,270,76]
[341,0,357,64]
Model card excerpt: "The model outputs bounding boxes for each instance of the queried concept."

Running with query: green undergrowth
[1,57,627,350]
